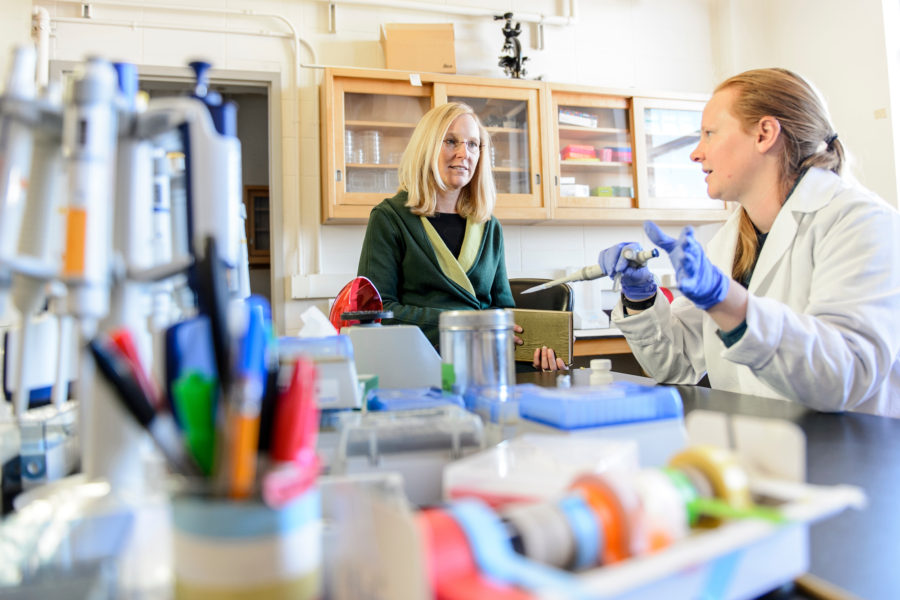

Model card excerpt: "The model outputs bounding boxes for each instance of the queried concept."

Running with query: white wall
[0,1,32,329]
[710,0,897,206]
[8,0,899,334]
[0,1,31,84]
[301,0,719,334]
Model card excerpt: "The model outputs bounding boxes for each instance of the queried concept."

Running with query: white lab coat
[614,168,900,418]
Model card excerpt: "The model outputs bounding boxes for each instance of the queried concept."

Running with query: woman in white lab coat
[600,68,900,417]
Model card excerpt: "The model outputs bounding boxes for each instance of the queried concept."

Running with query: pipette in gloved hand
[520,248,659,294]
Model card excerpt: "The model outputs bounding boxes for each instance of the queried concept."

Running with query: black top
[426,212,467,258]
[739,225,769,288]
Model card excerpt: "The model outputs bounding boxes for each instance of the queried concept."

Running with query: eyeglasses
[443,137,483,155]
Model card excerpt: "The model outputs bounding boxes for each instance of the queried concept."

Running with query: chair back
[509,278,574,312]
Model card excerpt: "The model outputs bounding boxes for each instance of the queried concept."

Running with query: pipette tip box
[517,382,682,428]
[516,382,687,467]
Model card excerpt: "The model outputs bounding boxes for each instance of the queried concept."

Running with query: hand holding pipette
[520,247,658,295]
[598,243,659,301]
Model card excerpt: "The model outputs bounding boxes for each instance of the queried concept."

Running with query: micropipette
[520,248,659,294]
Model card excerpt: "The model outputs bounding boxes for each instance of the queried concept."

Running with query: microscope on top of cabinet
[494,12,528,79]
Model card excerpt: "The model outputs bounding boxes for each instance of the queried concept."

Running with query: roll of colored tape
[447,498,580,595]
[502,501,575,569]
[569,474,630,564]
[662,467,701,526]
[668,445,752,510]
[417,508,477,591]
[633,469,689,551]
[557,494,601,571]
[678,464,715,500]
[416,508,532,600]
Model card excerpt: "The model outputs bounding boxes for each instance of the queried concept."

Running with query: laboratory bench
[2,374,896,599]
[519,371,900,600]
[574,328,632,357]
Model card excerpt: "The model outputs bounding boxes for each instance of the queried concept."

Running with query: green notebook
[512,308,574,365]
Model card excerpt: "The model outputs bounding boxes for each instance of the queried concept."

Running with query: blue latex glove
[644,221,729,310]
[597,242,657,301]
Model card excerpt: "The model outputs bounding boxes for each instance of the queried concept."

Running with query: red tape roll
[417,508,532,600]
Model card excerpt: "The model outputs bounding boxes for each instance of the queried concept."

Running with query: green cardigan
[357,191,515,348]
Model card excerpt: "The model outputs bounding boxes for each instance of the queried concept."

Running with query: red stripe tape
[417,508,533,599]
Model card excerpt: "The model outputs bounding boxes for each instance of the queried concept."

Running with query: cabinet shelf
[549,206,733,225]
[647,163,699,171]
[346,120,417,129]
[322,68,722,225]
[347,163,399,169]
[646,132,700,158]
[560,160,632,169]
[558,125,628,138]
[486,126,527,134]
[559,196,634,207]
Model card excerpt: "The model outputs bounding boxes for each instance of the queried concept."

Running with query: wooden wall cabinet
[243,185,270,266]
[320,68,732,225]
[320,68,549,224]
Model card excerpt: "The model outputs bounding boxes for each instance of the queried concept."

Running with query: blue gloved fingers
[598,241,644,277]
[665,225,730,310]
[597,242,627,276]
[644,221,678,252]
[676,227,700,281]
[616,242,644,273]
[620,264,657,301]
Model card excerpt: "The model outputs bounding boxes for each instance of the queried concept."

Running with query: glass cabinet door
[325,77,432,220]
[633,98,725,210]
[550,91,636,218]
[441,83,546,220]
[243,185,269,265]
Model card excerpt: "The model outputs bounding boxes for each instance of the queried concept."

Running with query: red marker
[110,328,160,410]
[263,358,320,507]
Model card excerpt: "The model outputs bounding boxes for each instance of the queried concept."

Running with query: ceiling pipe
[31,6,51,87]
[316,0,578,27]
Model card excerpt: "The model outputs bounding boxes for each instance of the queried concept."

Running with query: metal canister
[439,309,515,402]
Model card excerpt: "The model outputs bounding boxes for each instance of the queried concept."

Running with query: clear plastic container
[330,405,485,505]
[357,130,381,164]
[443,433,638,506]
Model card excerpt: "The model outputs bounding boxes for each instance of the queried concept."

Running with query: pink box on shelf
[611,147,632,163]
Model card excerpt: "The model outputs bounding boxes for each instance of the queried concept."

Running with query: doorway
[49,61,283,320]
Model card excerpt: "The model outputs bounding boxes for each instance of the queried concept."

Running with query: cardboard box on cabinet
[381,23,456,73]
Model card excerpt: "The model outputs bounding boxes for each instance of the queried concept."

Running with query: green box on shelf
[591,186,614,197]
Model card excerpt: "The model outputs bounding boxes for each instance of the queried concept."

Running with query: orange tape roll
[569,474,630,564]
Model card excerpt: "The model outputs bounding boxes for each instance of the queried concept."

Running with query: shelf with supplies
[242,185,270,266]
[319,67,734,225]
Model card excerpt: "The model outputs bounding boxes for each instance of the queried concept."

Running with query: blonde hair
[398,102,496,223]
[715,68,844,282]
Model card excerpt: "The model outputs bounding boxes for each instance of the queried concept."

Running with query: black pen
[89,338,201,477]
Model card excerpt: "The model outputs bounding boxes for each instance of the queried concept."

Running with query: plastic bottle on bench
[589,358,613,387]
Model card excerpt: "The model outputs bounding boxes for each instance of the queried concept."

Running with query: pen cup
[171,487,321,599]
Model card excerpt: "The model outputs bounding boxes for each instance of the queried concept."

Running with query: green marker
[172,371,217,476]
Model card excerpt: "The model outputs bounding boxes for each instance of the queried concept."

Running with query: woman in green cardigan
[357,102,567,371]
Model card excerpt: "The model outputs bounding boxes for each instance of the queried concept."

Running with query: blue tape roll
[558,494,601,571]
[447,498,583,597]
